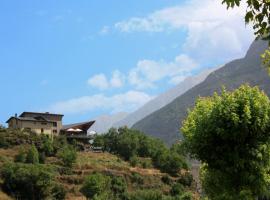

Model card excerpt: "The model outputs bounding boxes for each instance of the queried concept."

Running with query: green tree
[221,0,270,69]
[80,173,111,200]
[26,145,39,164]
[57,145,77,168]
[1,162,56,200]
[182,85,270,199]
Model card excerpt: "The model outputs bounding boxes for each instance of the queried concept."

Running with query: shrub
[128,190,163,200]
[170,183,184,196]
[26,145,39,164]
[179,192,193,200]
[130,172,144,185]
[57,145,77,168]
[161,175,172,185]
[51,184,66,200]
[178,173,193,187]
[0,134,9,148]
[14,148,26,163]
[130,155,139,167]
[1,162,56,200]
[110,176,127,198]
[80,173,111,199]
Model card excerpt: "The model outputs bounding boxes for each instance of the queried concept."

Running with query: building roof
[62,121,95,132]
[6,116,55,123]
[19,111,64,117]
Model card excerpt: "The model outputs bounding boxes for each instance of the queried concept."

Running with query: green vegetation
[94,127,188,176]
[1,162,65,200]
[0,127,196,199]
[57,145,77,168]
[182,85,270,199]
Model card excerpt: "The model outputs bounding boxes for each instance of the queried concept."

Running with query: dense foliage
[56,144,77,168]
[182,85,270,199]
[94,127,188,176]
[222,0,270,40]
[1,162,65,200]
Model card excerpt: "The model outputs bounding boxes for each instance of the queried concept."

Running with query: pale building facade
[6,112,63,136]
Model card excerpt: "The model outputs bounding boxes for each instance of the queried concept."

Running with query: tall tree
[182,85,270,199]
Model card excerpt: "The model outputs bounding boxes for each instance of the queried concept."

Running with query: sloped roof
[6,116,55,123]
[19,112,64,117]
[62,121,95,132]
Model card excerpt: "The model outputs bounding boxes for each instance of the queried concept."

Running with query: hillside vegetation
[0,126,197,200]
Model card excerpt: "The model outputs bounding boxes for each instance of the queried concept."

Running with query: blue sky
[0,0,254,125]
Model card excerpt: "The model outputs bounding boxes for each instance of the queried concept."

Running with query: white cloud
[87,71,125,90]
[48,90,154,114]
[128,54,199,89]
[87,74,109,90]
[99,26,110,35]
[110,70,125,88]
[115,0,254,60]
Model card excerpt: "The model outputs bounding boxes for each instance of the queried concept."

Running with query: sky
[0,0,254,125]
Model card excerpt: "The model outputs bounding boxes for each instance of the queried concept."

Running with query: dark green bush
[178,173,193,187]
[130,172,144,185]
[1,162,57,200]
[26,145,39,164]
[80,173,111,199]
[170,183,184,196]
[57,145,77,168]
[161,175,172,185]
[179,192,193,200]
[110,176,128,199]
[130,155,139,167]
[14,148,26,163]
[128,190,163,200]
[51,184,66,200]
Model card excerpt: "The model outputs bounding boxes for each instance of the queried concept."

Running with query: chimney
[15,113,17,118]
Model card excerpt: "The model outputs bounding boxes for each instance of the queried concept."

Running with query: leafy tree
[57,145,77,168]
[222,0,270,40]
[1,162,56,200]
[80,173,111,200]
[221,0,270,69]
[26,145,39,164]
[182,85,270,199]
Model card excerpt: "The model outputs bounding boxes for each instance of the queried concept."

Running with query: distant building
[6,112,95,140]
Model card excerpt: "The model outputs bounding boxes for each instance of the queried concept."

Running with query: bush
[14,148,26,163]
[170,183,184,196]
[178,173,193,187]
[161,175,172,185]
[110,176,127,199]
[179,192,193,200]
[128,190,163,200]
[130,172,144,185]
[1,162,57,200]
[26,145,39,164]
[0,134,9,148]
[57,145,77,168]
[51,184,66,200]
[130,155,139,167]
[80,173,111,199]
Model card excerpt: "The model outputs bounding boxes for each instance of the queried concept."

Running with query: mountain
[113,68,217,128]
[89,112,128,134]
[132,40,270,145]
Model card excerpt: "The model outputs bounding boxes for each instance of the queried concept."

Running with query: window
[41,128,44,133]
[53,130,57,134]
[41,122,47,125]
[53,122,57,127]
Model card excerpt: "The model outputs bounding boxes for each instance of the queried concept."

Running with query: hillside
[0,128,198,200]
[114,68,216,128]
[133,40,270,145]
